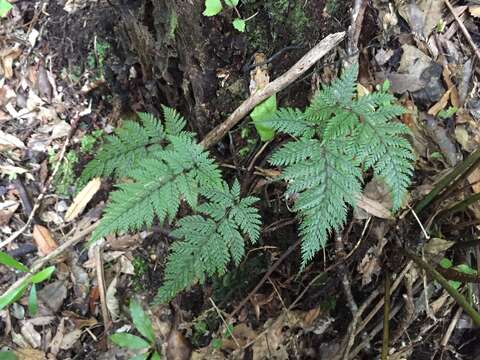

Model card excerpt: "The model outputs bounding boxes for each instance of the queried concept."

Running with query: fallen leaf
[428,88,451,116]
[470,5,480,17]
[32,225,58,255]
[355,194,392,219]
[0,130,26,150]
[0,46,22,79]
[21,321,42,348]
[468,167,480,193]
[37,281,67,314]
[49,317,65,356]
[65,178,101,222]
[36,66,52,100]
[60,329,82,350]
[106,277,119,320]
[0,200,19,225]
[424,238,454,255]
[167,330,192,360]
[14,348,47,360]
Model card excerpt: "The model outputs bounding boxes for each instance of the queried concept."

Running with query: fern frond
[269,64,414,266]
[90,136,223,241]
[271,140,362,265]
[80,108,191,183]
[155,181,261,303]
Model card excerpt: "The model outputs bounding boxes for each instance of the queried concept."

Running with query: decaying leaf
[32,225,58,255]
[0,200,19,225]
[469,5,480,17]
[428,88,452,116]
[20,321,42,348]
[60,329,82,350]
[65,178,102,222]
[0,130,26,150]
[14,348,47,360]
[106,277,119,320]
[166,329,192,360]
[424,237,454,255]
[0,46,22,79]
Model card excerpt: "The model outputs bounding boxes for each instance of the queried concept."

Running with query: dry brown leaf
[0,200,19,225]
[167,330,192,360]
[356,194,392,219]
[469,5,480,17]
[468,167,480,193]
[428,88,452,116]
[65,178,101,222]
[106,277,119,320]
[0,46,22,79]
[423,237,454,255]
[32,224,58,255]
[0,130,26,150]
[249,53,269,94]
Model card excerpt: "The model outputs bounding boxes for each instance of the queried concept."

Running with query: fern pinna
[156,181,261,303]
[262,65,415,266]
[83,107,261,301]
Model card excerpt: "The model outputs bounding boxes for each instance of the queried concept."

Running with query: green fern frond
[155,181,261,303]
[261,108,316,138]
[90,135,223,241]
[264,64,414,266]
[80,107,189,182]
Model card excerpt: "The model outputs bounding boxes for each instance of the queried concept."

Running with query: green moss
[244,0,313,53]
[168,11,178,40]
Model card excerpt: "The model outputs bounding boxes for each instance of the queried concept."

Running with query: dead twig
[199,32,346,148]
[346,0,368,65]
[444,0,480,63]
[441,307,463,347]
[94,244,110,333]
[381,272,391,360]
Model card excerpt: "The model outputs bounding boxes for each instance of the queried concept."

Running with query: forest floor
[1,0,480,359]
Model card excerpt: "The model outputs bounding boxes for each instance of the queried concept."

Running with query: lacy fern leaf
[155,181,261,303]
[80,106,187,182]
[90,135,222,241]
[263,64,414,266]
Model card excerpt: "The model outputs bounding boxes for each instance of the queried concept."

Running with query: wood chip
[65,178,101,222]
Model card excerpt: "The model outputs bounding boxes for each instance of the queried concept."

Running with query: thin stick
[94,244,110,332]
[444,0,480,63]
[199,32,346,148]
[209,298,240,348]
[441,306,463,347]
[381,272,390,360]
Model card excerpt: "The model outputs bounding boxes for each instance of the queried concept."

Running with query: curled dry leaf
[0,46,22,79]
[20,321,42,348]
[32,224,58,255]
[60,329,83,350]
[65,178,102,222]
[106,277,119,320]
[167,329,192,360]
[0,200,19,225]
[0,130,26,150]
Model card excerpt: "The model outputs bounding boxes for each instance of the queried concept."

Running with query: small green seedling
[439,258,477,290]
[0,0,12,17]
[203,0,253,33]
[437,106,457,120]
[211,323,234,350]
[110,299,161,360]
[0,252,56,315]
